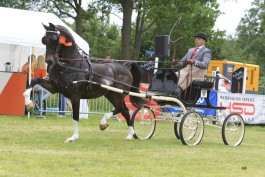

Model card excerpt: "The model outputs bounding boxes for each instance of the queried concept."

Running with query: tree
[135,0,225,64]
[237,0,265,75]
[82,14,121,59]
[0,0,38,9]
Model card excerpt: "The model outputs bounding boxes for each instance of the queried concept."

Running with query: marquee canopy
[0,7,89,71]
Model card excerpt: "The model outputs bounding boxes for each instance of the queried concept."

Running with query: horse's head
[42,23,75,65]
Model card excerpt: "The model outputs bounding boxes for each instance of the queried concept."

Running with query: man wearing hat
[173,32,212,97]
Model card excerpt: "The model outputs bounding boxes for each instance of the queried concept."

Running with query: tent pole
[27,47,33,119]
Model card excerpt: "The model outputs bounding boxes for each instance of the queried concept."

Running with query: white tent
[0,7,89,71]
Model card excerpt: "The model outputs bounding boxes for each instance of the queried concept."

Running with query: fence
[33,85,265,117]
[33,92,114,117]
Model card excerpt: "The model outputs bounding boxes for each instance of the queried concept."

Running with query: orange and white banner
[0,72,27,116]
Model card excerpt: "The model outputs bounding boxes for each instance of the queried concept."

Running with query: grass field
[0,113,265,177]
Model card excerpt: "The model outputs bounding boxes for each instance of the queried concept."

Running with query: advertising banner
[162,91,217,116]
[217,92,265,124]
[194,91,217,116]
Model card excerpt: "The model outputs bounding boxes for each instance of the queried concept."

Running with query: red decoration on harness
[58,36,73,46]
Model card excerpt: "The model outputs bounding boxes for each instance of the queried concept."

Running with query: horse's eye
[41,36,47,45]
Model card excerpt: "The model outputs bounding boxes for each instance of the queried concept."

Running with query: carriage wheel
[132,106,156,140]
[179,111,204,145]
[174,112,184,140]
[174,122,180,139]
[222,113,245,146]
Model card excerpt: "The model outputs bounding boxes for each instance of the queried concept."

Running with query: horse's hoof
[26,101,34,112]
[64,138,74,143]
[100,124,108,130]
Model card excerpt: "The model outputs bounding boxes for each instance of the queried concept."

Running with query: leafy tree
[237,0,265,76]
[0,0,38,9]
[135,0,225,65]
[82,14,121,59]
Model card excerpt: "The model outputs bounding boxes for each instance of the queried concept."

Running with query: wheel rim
[223,114,245,146]
[133,107,156,140]
[181,112,204,145]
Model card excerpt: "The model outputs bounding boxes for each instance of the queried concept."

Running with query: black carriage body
[147,68,224,110]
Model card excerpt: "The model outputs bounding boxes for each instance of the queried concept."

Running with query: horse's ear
[42,23,49,30]
[48,23,56,30]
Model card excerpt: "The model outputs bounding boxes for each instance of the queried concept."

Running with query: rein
[56,61,138,90]
[59,57,153,63]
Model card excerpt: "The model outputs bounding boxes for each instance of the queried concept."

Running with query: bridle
[42,30,61,64]
[42,29,94,83]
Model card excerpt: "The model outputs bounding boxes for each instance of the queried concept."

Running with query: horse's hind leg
[104,94,135,140]
[120,106,135,140]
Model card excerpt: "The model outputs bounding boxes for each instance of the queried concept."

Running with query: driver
[172,32,212,97]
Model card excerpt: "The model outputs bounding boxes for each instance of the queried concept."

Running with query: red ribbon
[58,36,73,46]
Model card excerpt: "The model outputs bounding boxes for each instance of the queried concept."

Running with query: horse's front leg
[23,87,34,111]
[23,78,56,112]
[65,99,80,143]
[99,112,113,130]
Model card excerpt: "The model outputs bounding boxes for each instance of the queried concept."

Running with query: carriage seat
[191,79,214,90]
[148,69,178,95]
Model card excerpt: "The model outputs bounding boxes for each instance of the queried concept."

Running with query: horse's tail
[128,62,147,108]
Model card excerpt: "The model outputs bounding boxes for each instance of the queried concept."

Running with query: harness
[43,29,140,91]
[45,30,94,83]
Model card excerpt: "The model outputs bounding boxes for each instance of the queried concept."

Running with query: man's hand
[187,59,195,65]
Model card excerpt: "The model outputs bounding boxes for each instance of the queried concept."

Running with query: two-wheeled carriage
[131,68,245,146]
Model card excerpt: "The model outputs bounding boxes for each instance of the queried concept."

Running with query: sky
[214,0,253,35]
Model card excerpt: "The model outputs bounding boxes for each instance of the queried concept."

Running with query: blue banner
[162,90,217,116]
[194,90,217,116]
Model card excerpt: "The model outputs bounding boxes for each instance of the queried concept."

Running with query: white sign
[217,92,265,124]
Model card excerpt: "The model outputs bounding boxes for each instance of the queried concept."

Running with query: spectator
[217,73,231,92]
[32,55,50,109]
[21,54,36,88]
[21,54,36,76]
[104,55,111,62]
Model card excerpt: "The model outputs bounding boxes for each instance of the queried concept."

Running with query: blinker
[41,35,58,45]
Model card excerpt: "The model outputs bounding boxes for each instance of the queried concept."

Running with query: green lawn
[0,114,264,177]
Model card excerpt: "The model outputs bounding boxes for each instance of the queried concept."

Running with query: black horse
[23,23,143,142]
